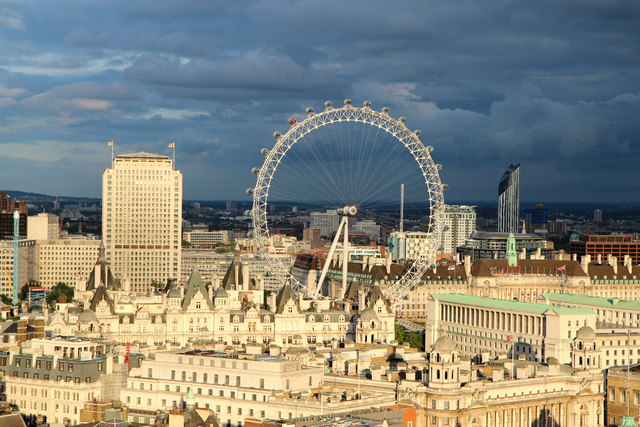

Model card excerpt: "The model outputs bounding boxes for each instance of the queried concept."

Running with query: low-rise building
[0,337,124,427]
[399,335,604,426]
[425,293,597,364]
[121,349,397,426]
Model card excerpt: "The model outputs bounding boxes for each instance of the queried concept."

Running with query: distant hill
[0,190,99,202]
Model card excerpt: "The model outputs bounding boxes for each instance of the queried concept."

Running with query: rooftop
[430,293,595,316]
[115,151,169,160]
[543,292,640,311]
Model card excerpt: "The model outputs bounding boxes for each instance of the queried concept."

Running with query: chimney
[612,257,618,275]
[581,255,591,275]
[464,255,472,279]
[607,254,613,266]
[385,253,391,275]
[597,254,602,264]
[624,255,633,274]
[572,253,577,262]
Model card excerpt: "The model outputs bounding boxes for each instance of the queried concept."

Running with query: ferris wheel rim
[250,101,446,302]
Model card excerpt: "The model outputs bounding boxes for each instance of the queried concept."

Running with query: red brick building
[571,234,640,264]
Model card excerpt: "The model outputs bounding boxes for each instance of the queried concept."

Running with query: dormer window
[263,316,270,322]
[287,306,293,314]
[195,301,201,309]
[308,315,314,322]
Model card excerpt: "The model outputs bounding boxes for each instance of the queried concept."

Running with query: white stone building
[102,152,182,293]
[27,213,59,240]
[47,250,395,350]
[439,204,476,255]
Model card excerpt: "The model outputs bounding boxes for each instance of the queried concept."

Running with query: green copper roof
[543,292,640,311]
[618,416,638,427]
[430,293,595,316]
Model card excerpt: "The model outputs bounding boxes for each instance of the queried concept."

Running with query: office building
[440,204,476,255]
[456,231,552,261]
[0,212,26,240]
[594,209,603,223]
[309,210,339,239]
[302,228,322,249]
[35,238,101,288]
[102,152,182,292]
[183,230,231,246]
[425,293,597,364]
[571,234,640,265]
[0,239,37,295]
[353,220,381,241]
[387,231,431,260]
[523,204,548,235]
[27,213,59,240]
[0,193,10,212]
[497,163,520,234]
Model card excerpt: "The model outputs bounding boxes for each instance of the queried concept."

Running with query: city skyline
[0,2,639,203]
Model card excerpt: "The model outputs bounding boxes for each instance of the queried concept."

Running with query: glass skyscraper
[498,163,520,234]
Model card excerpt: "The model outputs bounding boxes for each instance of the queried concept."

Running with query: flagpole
[357,350,361,400]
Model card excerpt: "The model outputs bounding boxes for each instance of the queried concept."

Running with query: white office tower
[103,152,182,292]
[440,205,476,255]
[497,163,520,234]
[27,213,59,240]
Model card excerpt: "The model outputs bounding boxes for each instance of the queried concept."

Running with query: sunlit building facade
[102,152,182,292]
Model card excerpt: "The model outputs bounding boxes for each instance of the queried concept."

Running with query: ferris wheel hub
[337,205,358,216]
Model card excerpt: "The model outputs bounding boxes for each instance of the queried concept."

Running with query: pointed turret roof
[89,285,116,314]
[344,279,360,302]
[221,256,243,290]
[275,284,301,314]
[85,243,121,291]
[182,270,213,311]
[366,285,392,313]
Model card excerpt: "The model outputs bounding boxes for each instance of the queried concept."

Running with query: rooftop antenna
[108,140,114,168]
[400,183,404,233]
[169,142,176,169]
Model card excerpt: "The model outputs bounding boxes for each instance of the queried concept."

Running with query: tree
[0,294,12,305]
[394,321,425,351]
[20,280,39,301]
[46,282,74,306]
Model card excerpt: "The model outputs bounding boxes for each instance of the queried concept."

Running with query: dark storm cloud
[0,0,638,201]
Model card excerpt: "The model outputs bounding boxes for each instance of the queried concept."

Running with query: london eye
[247,100,446,305]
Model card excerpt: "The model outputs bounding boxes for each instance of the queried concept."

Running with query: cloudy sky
[0,0,639,203]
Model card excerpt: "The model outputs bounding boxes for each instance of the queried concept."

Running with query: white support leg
[342,215,349,299]
[314,216,347,298]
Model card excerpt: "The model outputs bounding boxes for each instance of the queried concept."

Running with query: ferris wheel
[247,99,446,305]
